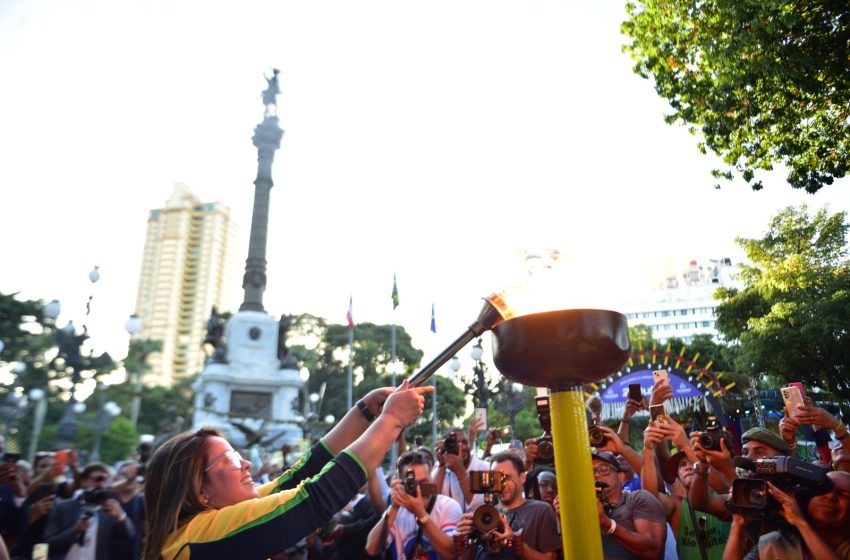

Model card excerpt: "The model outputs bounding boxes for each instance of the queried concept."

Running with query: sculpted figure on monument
[203,306,228,363]
[277,314,298,369]
[261,68,280,117]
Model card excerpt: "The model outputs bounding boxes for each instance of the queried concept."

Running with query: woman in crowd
[143,380,432,560]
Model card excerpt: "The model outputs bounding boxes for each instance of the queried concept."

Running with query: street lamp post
[469,339,491,410]
[89,383,121,462]
[26,388,46,464]
[124,314,143,428]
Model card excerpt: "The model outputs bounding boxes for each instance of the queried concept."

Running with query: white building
[618,258,740,343]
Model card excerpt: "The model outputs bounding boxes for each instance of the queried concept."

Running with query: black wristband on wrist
[357,399,376,422]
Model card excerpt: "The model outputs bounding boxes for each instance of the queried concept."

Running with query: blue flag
[430,302,436,333]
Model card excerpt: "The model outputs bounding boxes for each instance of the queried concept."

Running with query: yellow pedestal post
[549,388,602,560]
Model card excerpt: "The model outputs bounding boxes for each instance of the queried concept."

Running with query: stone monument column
[241,68,283,312]
[192,69,302,448]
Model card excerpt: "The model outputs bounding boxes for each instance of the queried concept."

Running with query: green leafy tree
[622,0,850,192]
[287,315,424,426]
[714,205,850,398]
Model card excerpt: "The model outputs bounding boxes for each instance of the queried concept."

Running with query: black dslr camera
[534,396,554,465]
[403,471,437,498]
[462,471,509,554]
[698,416,732,452]
[595,481,614,515]
[441,432,459,455]
[731,456,831,515]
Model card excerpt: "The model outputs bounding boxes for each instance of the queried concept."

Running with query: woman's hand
[381,380,433,427]
[767,482,807,527]
[650,379,672,406]
[643,424,666,450]
[793,403,839,432]
[360,387,393,419]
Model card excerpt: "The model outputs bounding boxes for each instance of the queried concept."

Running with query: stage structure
[191,70,303,447]
[589,339,736,423]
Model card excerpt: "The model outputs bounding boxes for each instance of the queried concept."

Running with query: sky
[1,0,848,377]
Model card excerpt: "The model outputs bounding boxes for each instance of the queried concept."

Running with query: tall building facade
[618,258,740,343]
[134,184,237,386]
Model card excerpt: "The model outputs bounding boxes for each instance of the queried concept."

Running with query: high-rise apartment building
[133,184,238,386]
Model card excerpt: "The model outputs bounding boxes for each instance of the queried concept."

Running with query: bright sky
[2,0,848,373]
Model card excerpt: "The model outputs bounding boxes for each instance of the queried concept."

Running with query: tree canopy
[714,205,850,399]
[622,0,850,192]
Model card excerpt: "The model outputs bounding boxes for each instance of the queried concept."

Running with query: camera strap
[410,495,437,558]
[685,498,709,560]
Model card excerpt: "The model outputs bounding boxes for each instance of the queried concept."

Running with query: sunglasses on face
[90,474,108,483]
[205,449,244,472]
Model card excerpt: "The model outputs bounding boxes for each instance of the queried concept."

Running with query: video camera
[534,396,554,465]
[730,456,832,515]
[698,416,733,452]
[463,470,508,554]
[402,471,437,499]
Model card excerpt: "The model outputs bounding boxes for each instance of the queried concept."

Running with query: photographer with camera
[592,450,666,560]
[433,427,490,512]
[688,427,788,521]
[366,451,461,560]
[456,450,560,560]
[43,463,134,560]
[722,463,850,559]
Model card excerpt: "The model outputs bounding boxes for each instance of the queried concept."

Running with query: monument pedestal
[192,311,302,447]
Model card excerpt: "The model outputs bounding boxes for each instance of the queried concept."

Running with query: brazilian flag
[392,274,399,309]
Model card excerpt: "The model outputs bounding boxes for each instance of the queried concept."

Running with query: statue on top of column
[262,68,281,118]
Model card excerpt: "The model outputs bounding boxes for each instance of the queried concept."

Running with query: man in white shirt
[366,451,462,560]
[433,427,490,513]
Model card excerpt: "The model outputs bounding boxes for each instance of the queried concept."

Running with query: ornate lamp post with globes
[124,314,143,427]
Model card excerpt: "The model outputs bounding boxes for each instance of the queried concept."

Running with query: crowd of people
[0,377,848,560]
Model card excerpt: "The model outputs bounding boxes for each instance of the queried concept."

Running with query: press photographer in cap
[689,425,790,520]
[456,449,560,560]
[592,450,666,560]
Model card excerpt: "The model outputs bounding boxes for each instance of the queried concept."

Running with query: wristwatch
[692,461,709,476]
[417,513,430,526]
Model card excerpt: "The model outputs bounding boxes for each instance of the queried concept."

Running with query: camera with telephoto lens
[730,456,832,515]
[698,416,732,452]
[441,432,459,456]
[82,488,113,506]
[534,396,554,465]
[589,425,607,447]
[402,471,437,498]
[463,471,509,554]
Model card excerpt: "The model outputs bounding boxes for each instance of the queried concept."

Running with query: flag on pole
[346,296,354,329]
[430,302,436,333]
[391,274,400,309]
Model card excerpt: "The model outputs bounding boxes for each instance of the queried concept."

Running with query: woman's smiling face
[201,436,258,508]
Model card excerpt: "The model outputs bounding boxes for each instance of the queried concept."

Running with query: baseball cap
[591,451,623,472]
